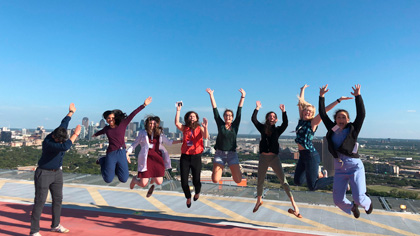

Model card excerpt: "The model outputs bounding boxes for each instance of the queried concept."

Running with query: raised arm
[351,84,365,129]
[67,103,76,118]
[251,101,263,129]
[238,88,246,108]
[175,103,184,132]
[277,104,288,134]
[69,125,81,144]
[206,88,217,108]
[318,85,334,129]
[58,103,77,130]
[124,96,152,124]
[200,117,209,139]
[298,84,309,120]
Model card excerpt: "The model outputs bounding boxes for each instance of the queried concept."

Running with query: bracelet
[69,111,74,113]
[241,96,245,98]
[336,99,341,103]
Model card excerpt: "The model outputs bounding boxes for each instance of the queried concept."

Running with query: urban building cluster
[1,116,419,181]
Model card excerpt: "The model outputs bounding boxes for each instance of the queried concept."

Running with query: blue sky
[0,1,419,139]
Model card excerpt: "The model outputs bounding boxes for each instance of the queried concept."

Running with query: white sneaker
[51,224,69,233]
[30,232,42,236]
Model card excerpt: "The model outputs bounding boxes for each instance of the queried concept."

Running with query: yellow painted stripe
[137,191,174,214]
[199,198,250,223]
[322,207,417,236]
[262,204,336,231]
[85,187,108,206]
[0,180,5,189]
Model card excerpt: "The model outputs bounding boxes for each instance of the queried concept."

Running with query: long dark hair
[145,116,162,137]
[264,111,277,136]
[103,109,127,126]
[184,111,200,130]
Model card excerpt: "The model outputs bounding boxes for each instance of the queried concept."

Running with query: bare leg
[138,178,150,187]
[152,177,163,185]
[212,163,224,183]
[229,164,242,183]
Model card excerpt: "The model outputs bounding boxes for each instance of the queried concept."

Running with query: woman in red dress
[128,116,181,197]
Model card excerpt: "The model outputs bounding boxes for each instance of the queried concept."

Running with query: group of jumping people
[30,84,372,236]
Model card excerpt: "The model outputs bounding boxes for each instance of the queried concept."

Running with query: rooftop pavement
[1,169,419,236]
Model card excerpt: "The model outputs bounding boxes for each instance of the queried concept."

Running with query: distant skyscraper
[82,117,89,130]
[0,131,12,142]
[99,119,106,128]
[80,126,86,139]
[88,122,95,140]
[22,128,27,135]
[132,122,139,131]
[163,127,169,135]
[176,117,184,134]
[139,119,145,130]
[322,137,335,177]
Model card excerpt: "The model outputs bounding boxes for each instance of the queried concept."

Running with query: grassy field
[368,185,420,199]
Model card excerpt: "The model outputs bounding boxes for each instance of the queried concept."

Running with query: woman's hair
[145,116,162,137]
[264,111,277,136]
[334,109,350,121]
[298,97,315,119]
[52,127,68,143]
[103,109,127,126]
[223,109,234,118]
[184,111,200,130]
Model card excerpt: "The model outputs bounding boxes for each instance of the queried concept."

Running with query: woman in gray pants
[251,101,301,218]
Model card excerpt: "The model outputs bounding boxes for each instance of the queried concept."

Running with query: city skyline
[1,1,419,139]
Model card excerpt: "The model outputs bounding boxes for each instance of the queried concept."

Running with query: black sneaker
[351,202,360,219]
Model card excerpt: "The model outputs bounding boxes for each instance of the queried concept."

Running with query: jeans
[30,168,63,234]
[213,150,239,167]
[333,156,371,214]
[100,148,129,183]
[257,153,292,198]
[294,150,333,191]
[180,153,202,199]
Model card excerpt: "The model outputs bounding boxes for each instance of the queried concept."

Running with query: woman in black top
[251,101,301,218]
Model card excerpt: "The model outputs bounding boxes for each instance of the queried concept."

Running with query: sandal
[288,208,303,218]
[253,202,263,213]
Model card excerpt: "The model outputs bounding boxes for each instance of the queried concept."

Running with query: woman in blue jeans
[294,84,351,191]
[319,84,373,218]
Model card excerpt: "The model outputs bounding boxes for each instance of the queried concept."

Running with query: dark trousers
[100,148,129,183]
[30,168,63,234]
[294,150,333,191]
[180,153,202,199]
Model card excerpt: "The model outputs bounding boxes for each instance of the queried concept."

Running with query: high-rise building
[176,117,184,134]
[80,126,86,139]
[163,127,169,135]
[139,119,145,130]
[132,122,139,131]
[99,119,106,128]
[0,131,12,142]
[88,122,95,140]
[322,137,335,176]
[82,117,89,130]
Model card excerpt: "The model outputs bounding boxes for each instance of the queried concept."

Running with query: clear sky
[1,1,419,139]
